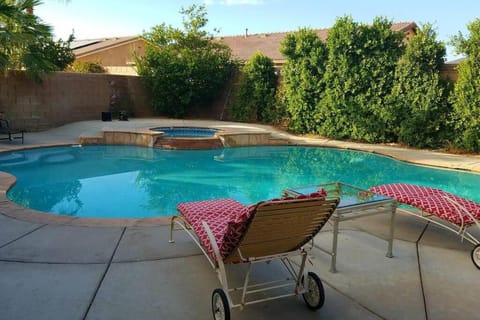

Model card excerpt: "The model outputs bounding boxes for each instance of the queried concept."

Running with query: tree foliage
[33,34,75,70]
[388,23,450,148]
[319,16,404,142]
[450,18,480,152]
[0,0,75,81]
[229,51,278,122]
[136,4,234,117]
[69,60,105,73]
[275,16,474,151]
[280,28,327,133]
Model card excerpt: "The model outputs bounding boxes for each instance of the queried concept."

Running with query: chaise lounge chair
[369,183,480,269]
[169,192,339,320]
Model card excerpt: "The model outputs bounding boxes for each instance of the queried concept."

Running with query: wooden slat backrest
[224,197,339,263]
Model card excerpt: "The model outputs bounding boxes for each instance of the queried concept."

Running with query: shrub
[35,34,75,71]
[229,52,278,122]
[319,16,404,142]
[280,28,328,133]
[450,19,480,152]
[388,23,451,148]
[69,60,105,73]
[135,5,234,118]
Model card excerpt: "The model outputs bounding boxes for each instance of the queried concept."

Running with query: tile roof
[217,22,417,62]
[391,21,418,33]
[216,29,327,62]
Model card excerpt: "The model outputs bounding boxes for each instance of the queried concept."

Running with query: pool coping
[1,121,479,227]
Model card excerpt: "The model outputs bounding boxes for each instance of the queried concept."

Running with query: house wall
[403,28,416,42]
[0,71,154,131]
[104,66,138,76]
[439,64,459,82]
[76,39,145,74]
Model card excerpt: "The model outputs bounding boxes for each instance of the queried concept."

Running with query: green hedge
[388,23,451,148]
[318,17,404,142]
[450,19,480,152]
[275,16,475,151]
[280,28,328,133]
[229,52,278,122]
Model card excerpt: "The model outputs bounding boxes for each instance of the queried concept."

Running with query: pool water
[0,145,479,218]
[151,127,218,138]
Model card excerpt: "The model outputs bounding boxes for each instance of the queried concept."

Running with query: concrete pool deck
[0,118,479,320]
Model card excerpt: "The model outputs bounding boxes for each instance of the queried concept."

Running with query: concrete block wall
[0,71,154,131]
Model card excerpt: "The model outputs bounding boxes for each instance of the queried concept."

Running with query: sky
[35,0,479,61]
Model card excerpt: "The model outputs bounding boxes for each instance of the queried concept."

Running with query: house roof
[72,36,140,57]
[216,30,329,62]
[71,22,417,63]
[445,56,466,65]
[217,22,417,62]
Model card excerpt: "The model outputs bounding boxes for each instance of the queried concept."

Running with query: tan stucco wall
[75,39,145,74]
[104,66,138,75]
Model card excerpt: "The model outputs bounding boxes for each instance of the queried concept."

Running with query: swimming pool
[1,145,479,218]
[151,127,219,138]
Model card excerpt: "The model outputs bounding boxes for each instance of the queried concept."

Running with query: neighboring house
[71,36,144,75]
[440,57,465,82]
[218,22,417,68]
[71,22,417,75]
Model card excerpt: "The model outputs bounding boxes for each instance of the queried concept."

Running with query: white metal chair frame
[396,195,480,269]
[171,217,314,308]
[169,197,339,319]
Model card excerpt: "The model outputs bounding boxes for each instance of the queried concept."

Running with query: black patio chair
[0,119,24,144]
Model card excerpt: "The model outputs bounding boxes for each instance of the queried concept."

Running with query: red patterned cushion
[177,199,252,261]
[177,190,329,262]
[370,183,480,226]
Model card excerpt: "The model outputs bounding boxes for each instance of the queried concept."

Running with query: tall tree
[0,0,74,81]
[229,51,277,122]
[450,18,480,152]
[136,4,234,117]
[388,23,450,148]
[280,28,328,133]
[320,16,404,142]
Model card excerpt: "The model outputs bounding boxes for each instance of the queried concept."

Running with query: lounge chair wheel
[212,288,230,320]
[302,272,325,310]
[472,244,480,269]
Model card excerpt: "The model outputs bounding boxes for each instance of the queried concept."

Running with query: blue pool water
[151,127,218,137]
[0,145,479,218]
